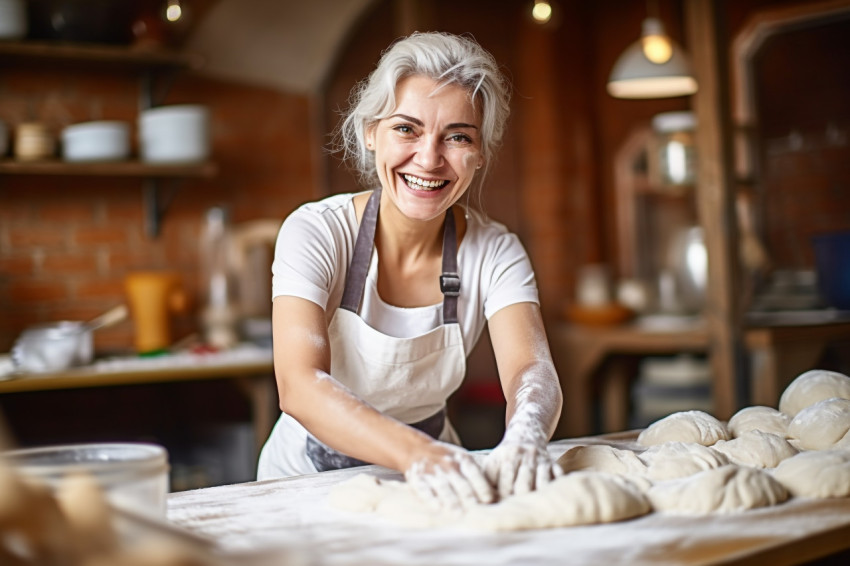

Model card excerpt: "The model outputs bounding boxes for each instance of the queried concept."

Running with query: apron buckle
[440,273,461,297]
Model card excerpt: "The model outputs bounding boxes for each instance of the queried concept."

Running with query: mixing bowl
[2,442,170,517]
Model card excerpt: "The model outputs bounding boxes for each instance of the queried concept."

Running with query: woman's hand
[483,424,563,499]
[404,441,495,512]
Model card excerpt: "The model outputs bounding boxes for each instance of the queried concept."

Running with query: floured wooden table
[167,433,850,566]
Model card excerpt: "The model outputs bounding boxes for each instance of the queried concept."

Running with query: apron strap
[338,186,460,324]
[339,187,381,312]
[440,208,460,324]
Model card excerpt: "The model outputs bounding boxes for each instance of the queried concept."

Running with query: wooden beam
[685,0,743,419]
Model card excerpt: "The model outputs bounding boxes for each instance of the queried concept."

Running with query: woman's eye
[448,133,473,144]
[393,124,414,134]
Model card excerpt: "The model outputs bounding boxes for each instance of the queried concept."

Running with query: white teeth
[403,174,447,190]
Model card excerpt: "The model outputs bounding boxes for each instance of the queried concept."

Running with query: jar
[651,111,697,187]
[14,122,56,160]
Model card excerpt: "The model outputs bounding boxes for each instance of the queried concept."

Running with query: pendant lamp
[607,15,698,99]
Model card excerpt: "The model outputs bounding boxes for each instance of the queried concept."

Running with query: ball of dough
[727,406,791,438]
[787,397,850,450]
[637,410,729,447]
[638,442,730,481]
[773,450,850,498]
[556,445,648,477]
[710,430,798,468]
[647,465,788,514]
[462,471,651,531]
[779,369,850,417]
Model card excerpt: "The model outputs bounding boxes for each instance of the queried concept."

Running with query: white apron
[257,188,467,479]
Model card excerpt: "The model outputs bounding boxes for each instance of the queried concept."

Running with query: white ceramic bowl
[62,120,130,162]
[3,442,170,517]
[11,320,94,373]
[138,104,210,163]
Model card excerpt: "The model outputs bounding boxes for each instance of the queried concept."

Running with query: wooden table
[551,313,850,438]
[166,434,850,566]
[0,346,277,455]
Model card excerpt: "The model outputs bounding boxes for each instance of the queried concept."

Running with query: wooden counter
[0,346,277,454]
[167,434,850,566]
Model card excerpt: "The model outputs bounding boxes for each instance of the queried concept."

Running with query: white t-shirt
[271,191,539,354]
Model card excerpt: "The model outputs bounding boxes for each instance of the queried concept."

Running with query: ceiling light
[532,1,553,24]
[607,17,698,99]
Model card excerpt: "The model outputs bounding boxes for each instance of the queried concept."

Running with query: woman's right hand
[404,441,495,512]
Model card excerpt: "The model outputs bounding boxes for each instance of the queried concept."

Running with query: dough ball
[647,465,788,514]
[727,406,791,438]
[462,471,650,531]
[779,369,850,417]
[637,410,729,447]
[710,430,798,468]
[773,450,850,498]
[556,444,648,477]
[639,442,730,481]
[787,397,850,450]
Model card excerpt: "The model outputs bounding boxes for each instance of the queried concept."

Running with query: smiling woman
[257,32,564,513]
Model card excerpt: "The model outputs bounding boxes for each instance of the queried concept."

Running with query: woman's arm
[272,295,493,509]
[485,301,564,497]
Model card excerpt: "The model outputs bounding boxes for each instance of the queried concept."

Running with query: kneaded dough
[638,442,729,481]
[328,471,651,531]
[711,430,798,469]
[637,410,729,447]
[773,450,850,498]
[461,472,651,531]
[556,444,648,477]
[727,406,791,438]
[787,397,850,450]
[779,369,850,417]
[647,465,788,514]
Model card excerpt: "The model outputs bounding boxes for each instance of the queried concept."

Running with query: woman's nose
[414,136,443,170]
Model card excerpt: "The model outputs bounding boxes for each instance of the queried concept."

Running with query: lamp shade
[607,22,698,99]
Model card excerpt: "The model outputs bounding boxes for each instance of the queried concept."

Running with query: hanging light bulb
[532,0,553,24]
[640,18,672,64]
[165,0,183,23]
[607,15,697,99]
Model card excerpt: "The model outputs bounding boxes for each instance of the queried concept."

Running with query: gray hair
[335,31,512,193]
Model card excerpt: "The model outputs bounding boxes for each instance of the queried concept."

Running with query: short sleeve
[481,232,539,319]
[271,207,342,310]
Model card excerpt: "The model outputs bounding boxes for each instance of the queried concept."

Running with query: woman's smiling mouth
[402,173,449,191]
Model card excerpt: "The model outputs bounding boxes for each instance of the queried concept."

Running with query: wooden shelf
[0,159,218,178]
[0,40,203,70]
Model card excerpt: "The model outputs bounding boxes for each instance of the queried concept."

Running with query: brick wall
[0,67,317,352]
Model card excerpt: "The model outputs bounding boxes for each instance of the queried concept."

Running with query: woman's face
[366,75,484,223]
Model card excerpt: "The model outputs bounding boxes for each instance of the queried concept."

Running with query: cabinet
[0,40,217,237]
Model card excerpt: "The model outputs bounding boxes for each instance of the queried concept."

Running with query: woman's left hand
[483,429,563,499]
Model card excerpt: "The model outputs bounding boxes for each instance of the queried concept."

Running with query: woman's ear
[365,125,376,150]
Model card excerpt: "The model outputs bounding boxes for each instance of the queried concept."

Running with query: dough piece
[727,406,791,438]
[637,410,729,447]
[711,431,799,468]
[647,465,788,514]
[556,444,648,477]
[638,442,730,481]
[328,474,452,528]
[773,450,850,498]
[779,369,850,417]
[461,472,651,531]
[787,397,850,450]
[329,471,651,530]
